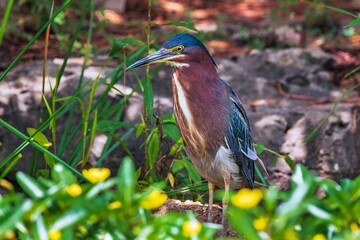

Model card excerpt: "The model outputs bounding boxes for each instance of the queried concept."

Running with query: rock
[0,48,359,189]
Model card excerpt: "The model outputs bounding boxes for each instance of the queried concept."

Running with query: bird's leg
[207,182,215,222]
[222,175,231,226]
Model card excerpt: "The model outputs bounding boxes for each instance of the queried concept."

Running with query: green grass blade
[0,0,72,82]
[0,118,84,180]
[0,0,13,47]
[304,84,359,142]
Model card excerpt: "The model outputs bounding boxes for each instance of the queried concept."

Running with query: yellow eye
[174,45,184,53]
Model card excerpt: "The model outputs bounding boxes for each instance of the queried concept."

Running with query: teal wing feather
[222,80,257,188]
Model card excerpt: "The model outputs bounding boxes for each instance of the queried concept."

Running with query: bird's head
[126,34,216,70]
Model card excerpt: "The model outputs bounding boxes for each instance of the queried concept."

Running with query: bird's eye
[174,45,184,53]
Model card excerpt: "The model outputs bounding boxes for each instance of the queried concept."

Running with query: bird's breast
[172,72,229,159]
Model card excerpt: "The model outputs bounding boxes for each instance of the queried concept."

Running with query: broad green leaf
[255,143,265,155]
[52,208,88,229]
[118,157,135,206]
[0,199,32,232]
[44,153,55,168]
[183,159,202,183]
[35,169,50,178]
[85,179,117,199]
[229,207,261,240]
[27,128,52,148]
[163,121,181,142]
[307,204,333,220]
[148,131,160,169]
[16,172,46,199]
[143,77,154,121]
[284,155,295,170]
[136,122,145,138]
[34,215,49,240]
[51,164,76,185]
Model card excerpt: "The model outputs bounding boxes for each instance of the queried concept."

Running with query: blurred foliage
[0,159,220,239]
[229,164,360,240]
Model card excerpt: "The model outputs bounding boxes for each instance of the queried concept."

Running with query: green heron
[127,34,259,224]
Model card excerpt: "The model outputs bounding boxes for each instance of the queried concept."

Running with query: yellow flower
[82,168,111,183]
[140,189,168,210]
[312,233,326,240]
[4,231,16,240]
[108,201,122,210]
[66,183,82,197]
[231,188,263,209]
[49,229,61,240]
[0,179,14,191]
[182,220,202,237]
[351,222,360,232]
[253,216,268,231]
[284,229,299,240]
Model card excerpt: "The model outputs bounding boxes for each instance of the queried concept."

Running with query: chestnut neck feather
[172,48,230,158]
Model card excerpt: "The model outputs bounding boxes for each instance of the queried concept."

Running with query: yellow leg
[207,182,215,222]
[222,175,231,226]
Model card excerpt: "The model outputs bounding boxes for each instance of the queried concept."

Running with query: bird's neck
[171,63,229,158]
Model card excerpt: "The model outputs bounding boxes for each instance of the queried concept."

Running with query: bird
[127,33,260,225]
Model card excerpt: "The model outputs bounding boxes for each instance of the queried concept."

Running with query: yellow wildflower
[4,231,16,240]
[312,233,326,240]
[182,220,202,237]
[49,229,61,240]
[140,189,168,210]
[351,222,360,232]
[253,216,268,231]
[284,229,299,240]
[231,188,263,209]
[66,183,82,197]
[108,201,122,210]
[82,168,111,183]
[133,225,141,235]
[0,179,14,191]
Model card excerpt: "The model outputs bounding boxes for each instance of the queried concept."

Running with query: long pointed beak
[126,48,175,70]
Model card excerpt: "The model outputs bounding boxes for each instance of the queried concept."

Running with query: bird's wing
[222,80,257,188]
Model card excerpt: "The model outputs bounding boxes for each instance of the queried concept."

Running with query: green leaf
[44,153,55,168]
[16,172,46,199]
[183,158,202,183]
[148,130,160,169]
[96,120,129,133]
[110,37,145,56]
[163,121,181,141]
[0,199,32,232]
[160,20,199,32]
[27,128,52,148]
[325,6,358,18]
[34,215,49,240]
[307,204,333,220]
[118,157,136,207]
[136,122,145,138]
[255,143,265,155]
[344,18,360,28]
[51,164,77,185]
[229,207,261,240]
[143,77,154,121]
[52,207,88,230]
[284,155,295,170]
